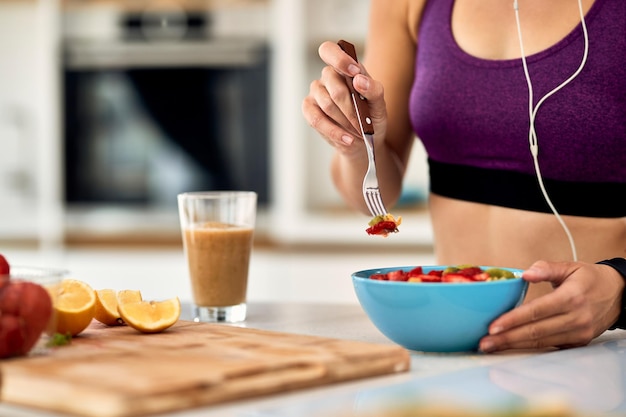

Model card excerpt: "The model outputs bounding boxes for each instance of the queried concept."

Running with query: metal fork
[361,132,387,216]
[338,40,388,217]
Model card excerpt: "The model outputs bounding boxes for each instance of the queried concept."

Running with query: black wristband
[597,258,626,330]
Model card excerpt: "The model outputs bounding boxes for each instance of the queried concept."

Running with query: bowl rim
[2,265,69,280]
[352,264,525,286]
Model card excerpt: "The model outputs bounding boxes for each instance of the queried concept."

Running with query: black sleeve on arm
[597,258,626,330]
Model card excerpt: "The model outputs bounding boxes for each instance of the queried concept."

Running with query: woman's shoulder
[407,0,430,42]
[369,0,429,43]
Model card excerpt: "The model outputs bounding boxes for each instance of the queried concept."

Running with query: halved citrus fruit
[118,297,181,333]
[54,279,96,336]
[94,289,124,326]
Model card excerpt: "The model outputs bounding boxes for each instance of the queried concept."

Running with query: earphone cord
[513,0,589,262]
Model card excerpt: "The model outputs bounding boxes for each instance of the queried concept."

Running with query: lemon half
[94,289,124,326]
[54,279,96,336]
[118,296,181,334]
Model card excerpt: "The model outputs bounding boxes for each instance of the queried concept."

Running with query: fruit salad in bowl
[352,264,528,352]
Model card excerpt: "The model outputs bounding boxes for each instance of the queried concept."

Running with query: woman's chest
[450,0,595,60]
[410,0,626,184]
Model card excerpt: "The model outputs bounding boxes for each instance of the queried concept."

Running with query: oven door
[63,38,270,214]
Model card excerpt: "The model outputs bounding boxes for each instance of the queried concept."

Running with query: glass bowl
[2,266,68,356]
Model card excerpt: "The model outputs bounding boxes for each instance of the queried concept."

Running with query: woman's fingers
[302,94,355,150]
[479,299,594,352]
[317,66,360,133]
[478,260,616,353]
[318,41,362,77]
[302,74,360,150]
[302,41,387,156]
[480,318,594,352]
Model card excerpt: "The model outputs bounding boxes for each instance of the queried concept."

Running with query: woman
[302,0,626,352]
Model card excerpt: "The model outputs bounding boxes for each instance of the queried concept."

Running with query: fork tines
[365,189,387,217]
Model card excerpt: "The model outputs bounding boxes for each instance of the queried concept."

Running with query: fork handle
[337,40,374,135]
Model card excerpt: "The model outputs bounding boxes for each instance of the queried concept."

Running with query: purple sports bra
[409,0,626,217]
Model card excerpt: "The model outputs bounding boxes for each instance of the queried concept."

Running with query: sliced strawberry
[457,267,483,277]
[442,274,473,283]
[471,272,489,281]
[410,274,441,283]
[406,266,423,277]
[422,274,442,282]
[365,221,399,236]
[427,269,443,277]
[369,273,388,281]
[387,270,408,281]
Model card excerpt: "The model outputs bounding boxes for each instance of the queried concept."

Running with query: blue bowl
[352,265,528,352]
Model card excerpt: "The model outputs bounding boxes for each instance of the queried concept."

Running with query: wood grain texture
[1,320,410,417]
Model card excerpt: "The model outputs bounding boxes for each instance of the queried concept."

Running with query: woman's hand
[479,260,624,352]
[301,41,388,157]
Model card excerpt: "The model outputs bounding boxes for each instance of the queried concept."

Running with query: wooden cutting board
[1,320,410,417]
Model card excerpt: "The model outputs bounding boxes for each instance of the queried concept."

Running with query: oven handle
[64,39,267,70]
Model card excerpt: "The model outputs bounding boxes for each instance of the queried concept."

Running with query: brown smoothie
[183,222,254,307]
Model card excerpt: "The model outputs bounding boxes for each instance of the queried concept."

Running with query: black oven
[62,7,270,215]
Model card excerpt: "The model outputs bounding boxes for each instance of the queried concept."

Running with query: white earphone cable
[513,0,589,262]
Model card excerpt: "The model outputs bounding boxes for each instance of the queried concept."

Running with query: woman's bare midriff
[428,194,626,301]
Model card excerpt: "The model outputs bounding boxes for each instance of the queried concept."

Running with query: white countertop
[2,301,626,417]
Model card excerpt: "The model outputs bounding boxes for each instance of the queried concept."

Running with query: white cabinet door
[0,1,62,245]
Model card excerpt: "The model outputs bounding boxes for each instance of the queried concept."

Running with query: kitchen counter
[2,302,626,417]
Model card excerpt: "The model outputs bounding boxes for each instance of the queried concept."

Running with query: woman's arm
[302,0,426,214]
[330,0,426,213]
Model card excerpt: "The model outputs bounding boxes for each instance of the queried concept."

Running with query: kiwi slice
[485,268,515,280]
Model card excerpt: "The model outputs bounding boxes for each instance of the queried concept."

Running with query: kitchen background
[0,0,435,305]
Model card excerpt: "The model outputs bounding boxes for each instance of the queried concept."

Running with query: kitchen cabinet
[0,0,63,247]
[269,0,433,247]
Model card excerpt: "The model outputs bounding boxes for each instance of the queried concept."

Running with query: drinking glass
[178,191,257,323]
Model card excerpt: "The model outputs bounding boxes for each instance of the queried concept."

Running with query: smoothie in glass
[183,222,254,307]
[178,191,257,323]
